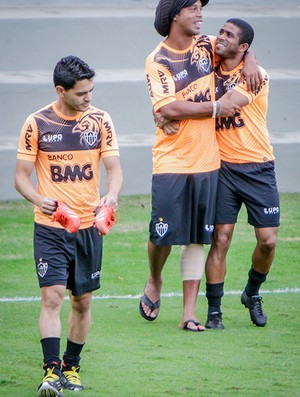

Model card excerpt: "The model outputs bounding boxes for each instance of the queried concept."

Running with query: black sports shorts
[150,170,219,246]
[215,160,280,228]
[34,223,103,296]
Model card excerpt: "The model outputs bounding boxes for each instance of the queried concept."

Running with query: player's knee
[180,244,204,280]
[258,234,277,254]
[41,285,65,311]
[71,293,92,314]
[212,232,231,252]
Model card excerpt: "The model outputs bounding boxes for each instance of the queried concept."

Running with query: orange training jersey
[215,62,275,163]
[17,102,120,229]
[145,35,220,174]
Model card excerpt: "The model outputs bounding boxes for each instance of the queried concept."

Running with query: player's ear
[240,43,249,54]
[55,85,65,97]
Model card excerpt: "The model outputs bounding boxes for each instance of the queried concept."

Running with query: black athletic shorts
[150,171,219,246]
[215,160,280,228]
[34,223,103,296]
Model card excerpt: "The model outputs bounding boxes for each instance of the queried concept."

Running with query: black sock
[206,282,224,315]
[62,339,85,369]
[245,267,268,297]
[41,337,61,373]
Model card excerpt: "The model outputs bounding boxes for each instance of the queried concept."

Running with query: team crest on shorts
[37,260,48,278]
[155,219,168,237]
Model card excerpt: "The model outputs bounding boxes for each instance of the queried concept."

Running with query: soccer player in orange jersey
[140,0,260,332]
[15,56,123,396]
[204,19,280,329]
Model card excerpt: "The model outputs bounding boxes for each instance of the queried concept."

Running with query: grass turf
[0,194,299,396]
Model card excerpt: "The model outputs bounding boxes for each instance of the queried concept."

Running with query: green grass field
[0,194,300,397]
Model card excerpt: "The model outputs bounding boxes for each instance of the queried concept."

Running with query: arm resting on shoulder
[242,49,263,93]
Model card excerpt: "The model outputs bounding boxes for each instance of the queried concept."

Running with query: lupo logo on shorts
[264,207,280,215]
[91,271,100,280]
[205,224,214,232]
[37,261,48,278]
[155,220,168,237]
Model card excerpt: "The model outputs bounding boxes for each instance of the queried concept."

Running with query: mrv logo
[50,163,93,182]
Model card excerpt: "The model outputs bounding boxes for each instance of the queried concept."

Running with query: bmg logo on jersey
[50,163,93,182]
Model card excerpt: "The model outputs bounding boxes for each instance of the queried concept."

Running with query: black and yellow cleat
[38,367,64,397]
[61,366,84,391]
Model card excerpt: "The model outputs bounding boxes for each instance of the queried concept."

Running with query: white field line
[1,288,300,303]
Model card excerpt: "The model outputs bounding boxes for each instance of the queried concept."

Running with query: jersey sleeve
[145,57,177,113]
[233,66,269,104]
[100,111,120,158]
[17,114,39,162]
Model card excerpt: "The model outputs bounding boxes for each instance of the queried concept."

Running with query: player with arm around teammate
[14,55,123,396]
[139,0,261,332]
[204,19,280,330]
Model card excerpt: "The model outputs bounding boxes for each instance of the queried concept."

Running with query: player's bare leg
[252,227,278,274]
[68,292,92,344]
[205,224,235,329]
[140,241,171,320]
[179,279,205,331]
[39,285,66,338]
[179,244,206,331]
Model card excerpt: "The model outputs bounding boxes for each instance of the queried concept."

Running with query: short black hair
[53,55,95,90]
[226,18,254,47]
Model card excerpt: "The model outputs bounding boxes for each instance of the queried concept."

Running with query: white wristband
[212,101,217,118]
[216,101,222,116]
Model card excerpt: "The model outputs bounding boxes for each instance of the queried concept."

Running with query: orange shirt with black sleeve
[215,62,275,164]
[17,102,120,229]
[145,35,220,174]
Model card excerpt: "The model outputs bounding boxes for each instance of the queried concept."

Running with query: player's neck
[220,56,243,72]
[55,100,80,118]
[164,34,194,51]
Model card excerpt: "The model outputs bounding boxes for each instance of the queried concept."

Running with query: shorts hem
[71,284,101,297]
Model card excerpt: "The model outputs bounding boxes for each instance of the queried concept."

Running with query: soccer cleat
[241,290,267,327]
[52,201,81,233]
[38,367,64,397]
[94,204,117,235]
[61,366,84,391]
[205,312,225,330]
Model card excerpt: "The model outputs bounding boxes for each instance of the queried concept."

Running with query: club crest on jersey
[155,220,168,237]
[73,111,103,147]
[83,130,98,146]
[197,57,210,73]
[37,261,48,278]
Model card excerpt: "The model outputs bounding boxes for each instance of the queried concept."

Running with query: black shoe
[205,312,224,329]
[241,290,267,327]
